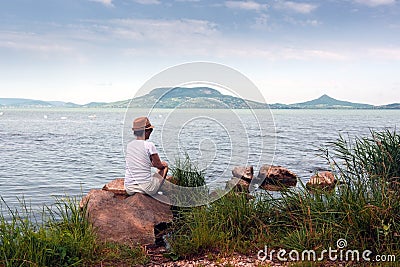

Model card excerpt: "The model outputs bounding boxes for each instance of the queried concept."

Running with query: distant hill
[47,101,80,107]
[82,102,108,108]
[377,103,400,109]
[1,89,399,109]
[103,87,270,109]
[0,98,53,107]
[290,94,374,109]
[0,98,78,108]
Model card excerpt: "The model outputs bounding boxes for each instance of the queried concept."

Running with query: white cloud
[225,1,268,11]
[78,18,351,62]
[275,1,318,14]
[102,18,219,48]
[134,0,161,4]
[354,0,396,7]
[173,38,351,61]
[368,47,400,60]
[284,16,321,26]
[6,18,217,56]
[0,31,73,53]
[295,48,348,60]
[89,0,114,7]
[252,14,271,30]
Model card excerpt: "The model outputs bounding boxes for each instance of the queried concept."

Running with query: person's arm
[150,153,168,169]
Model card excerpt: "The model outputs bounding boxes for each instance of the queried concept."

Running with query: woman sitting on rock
[124,116,168,195]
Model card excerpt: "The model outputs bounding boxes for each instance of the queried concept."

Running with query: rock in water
[226,165,298,192]
[80,179,173,245]
[225,177,251,193]
[225,166,254,193]
[232,166,254,182]
[306,171,337,191]
[258,165,297,190]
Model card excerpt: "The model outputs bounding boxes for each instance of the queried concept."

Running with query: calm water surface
[1,108,400,212]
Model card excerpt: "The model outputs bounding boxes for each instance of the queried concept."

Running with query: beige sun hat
[132,116,154,130]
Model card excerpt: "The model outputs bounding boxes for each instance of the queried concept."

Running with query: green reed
[171,154,206,188]
[324,129,400,185]
[169,191,267,256]
[0,196,149,266]
[0,196,97,267]
[169,130,400,261]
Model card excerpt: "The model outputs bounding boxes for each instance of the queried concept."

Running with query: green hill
[291,94,374,109]
[105,87,269,109]
[377,103,400,109]
[0,98,79,108]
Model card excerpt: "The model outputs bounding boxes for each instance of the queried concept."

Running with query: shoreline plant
[0,196,149,267]
[0,196,98,266]
[169,129,400,263]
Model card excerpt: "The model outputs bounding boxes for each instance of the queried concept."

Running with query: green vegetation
[0,196,97,266]
[171,155,206,188]
[169,154,209,208]
[169,129,400,262]
[325,129,400,185]
[0,196,148,267]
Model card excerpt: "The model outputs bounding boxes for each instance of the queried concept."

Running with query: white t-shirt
[125,140,158,186]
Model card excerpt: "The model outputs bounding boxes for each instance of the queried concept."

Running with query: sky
[0,0,399,105]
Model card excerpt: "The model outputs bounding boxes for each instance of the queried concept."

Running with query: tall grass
[321,129,400,253]
[0,196,150,266]
[0,196,97,267]
[171,154,206,188]
[325,129,400,187]
[169,191,270,255]
[168,155,208,207]
[169,130,400,261]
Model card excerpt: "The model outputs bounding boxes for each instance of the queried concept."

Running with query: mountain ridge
[0,88,398,109]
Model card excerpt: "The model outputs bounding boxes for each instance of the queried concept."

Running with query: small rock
[226,177,250,193]
[306,171,337,191]
[232,166,254,182]
[258,165,297,190]
[225,166,254,193]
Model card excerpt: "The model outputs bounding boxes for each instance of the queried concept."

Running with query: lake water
[1,108,400,212]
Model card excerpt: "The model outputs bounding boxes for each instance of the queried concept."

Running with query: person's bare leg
[156,166,170,193]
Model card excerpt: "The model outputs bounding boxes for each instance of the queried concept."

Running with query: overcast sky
[1,0,399,105]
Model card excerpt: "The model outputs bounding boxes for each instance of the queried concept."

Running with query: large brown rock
[80,179,173,245]
[258,165,297,190]
[226,165,298,192]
